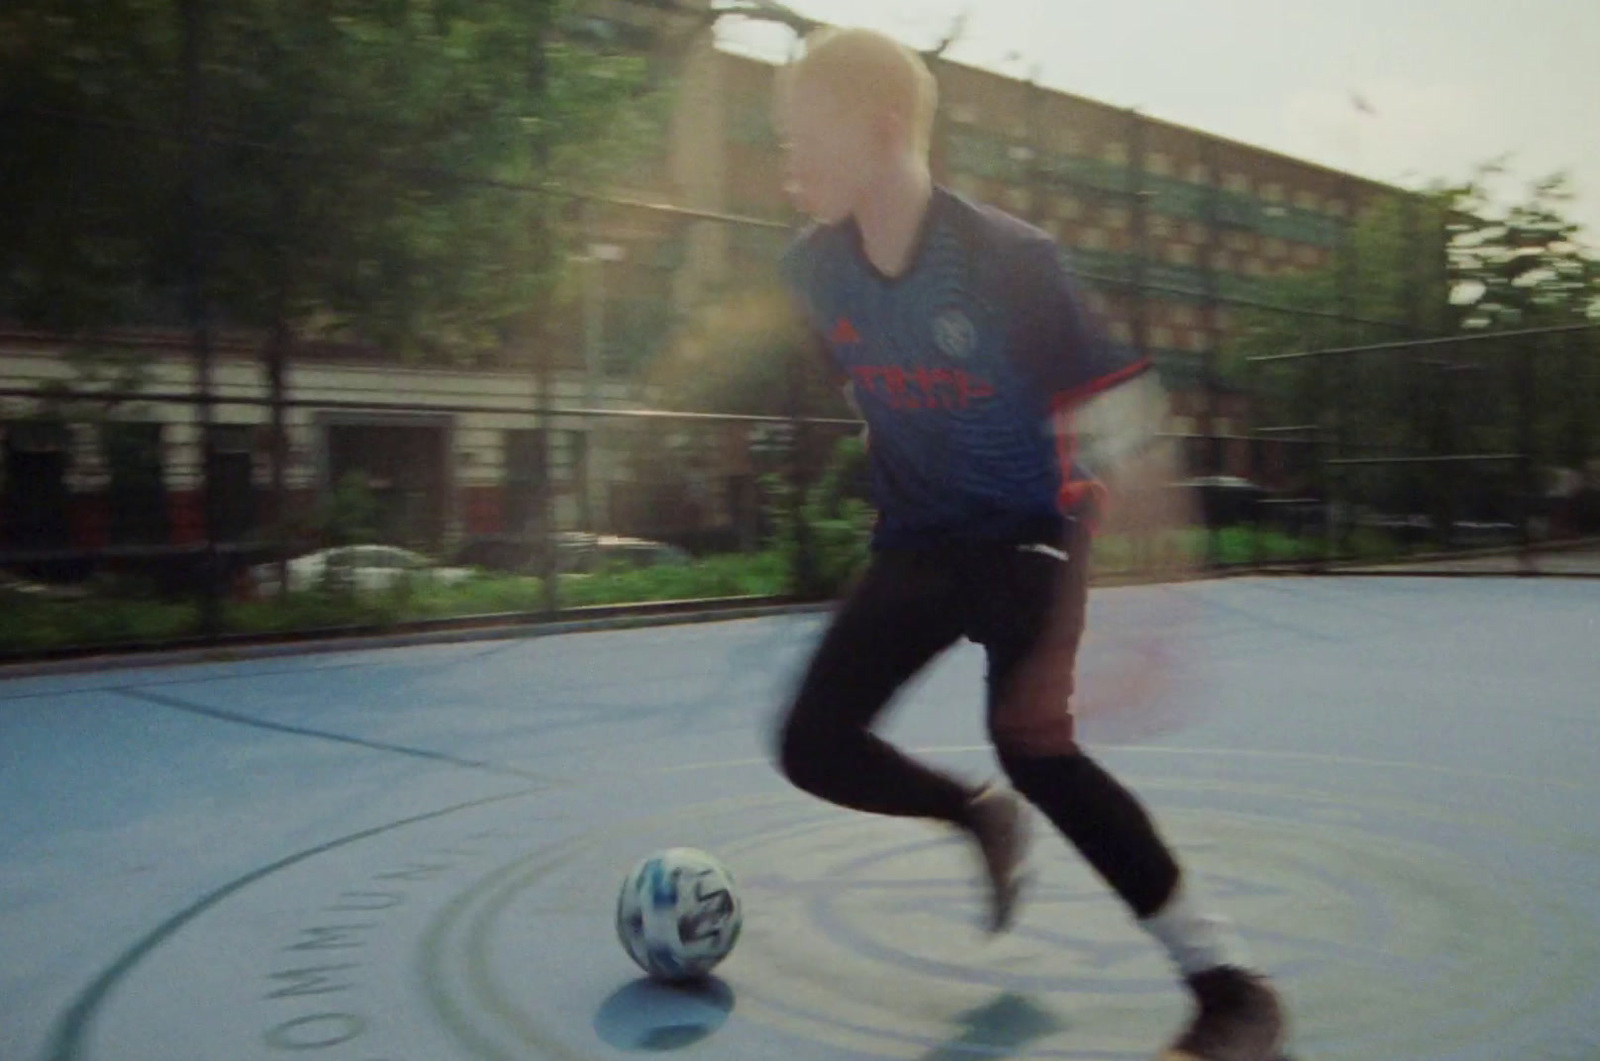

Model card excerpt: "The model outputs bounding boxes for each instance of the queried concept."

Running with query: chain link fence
[5,4,1598,662]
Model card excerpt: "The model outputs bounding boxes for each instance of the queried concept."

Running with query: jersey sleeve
[1008,238,1153,410]
[779,229,849,388]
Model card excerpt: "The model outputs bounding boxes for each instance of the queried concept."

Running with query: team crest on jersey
[932,309,976,360]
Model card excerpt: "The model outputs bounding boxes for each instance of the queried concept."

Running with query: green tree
[2,0,664,355]
[1222,163,1600,528]
[1444,166,1600,331]
[4,0,669,598]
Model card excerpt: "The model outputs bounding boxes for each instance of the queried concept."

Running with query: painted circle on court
[52,750,1600,1061]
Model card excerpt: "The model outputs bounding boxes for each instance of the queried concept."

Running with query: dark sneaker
[963,783,1032,933]
[1160,965,1287,1061]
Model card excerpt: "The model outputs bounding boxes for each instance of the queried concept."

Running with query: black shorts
[786,517,1090,755]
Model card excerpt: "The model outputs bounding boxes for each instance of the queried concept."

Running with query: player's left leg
[967,518,1287,1061]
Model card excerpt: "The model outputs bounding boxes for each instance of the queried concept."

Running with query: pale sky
[717,0,1600,247]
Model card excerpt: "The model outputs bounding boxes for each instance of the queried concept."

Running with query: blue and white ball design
[616,848,742,982]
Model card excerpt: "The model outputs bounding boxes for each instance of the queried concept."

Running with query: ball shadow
[593,975,737,1052]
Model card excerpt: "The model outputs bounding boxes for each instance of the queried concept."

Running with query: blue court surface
[3,576,1598,1061]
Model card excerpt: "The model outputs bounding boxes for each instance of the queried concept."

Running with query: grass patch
[556,551,790,607]
[1089,525,1399,576]
[0,595,199,653]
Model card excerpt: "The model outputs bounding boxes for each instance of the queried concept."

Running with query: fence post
[1199,140,1222,572]
[267,292,289,601]
[786,341,818,600]
[1330,211,1359,564]
[1313,353,1333,573]
[1569,327,1594,540]
[1516,335,1537,574]
[181,0,222,639]
[533,306,560,618]
[1246,352,1266,569]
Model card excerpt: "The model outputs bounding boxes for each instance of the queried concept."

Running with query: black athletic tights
[776,521,1181,919]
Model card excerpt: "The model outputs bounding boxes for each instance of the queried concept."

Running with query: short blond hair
[775,27,939,157]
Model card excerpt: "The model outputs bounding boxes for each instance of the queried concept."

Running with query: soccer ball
[616,848,742,982]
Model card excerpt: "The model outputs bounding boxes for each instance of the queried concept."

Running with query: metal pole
[581,218,602,534]
[1247,349,1267,569]
[1569,327,1593,529]
[267,282,290,600]
[783,320,818,598]
[1313,353,1331,573]
[181,0,221,638]
[1125,109,1168,575]
[525,24,559,619]
[1399,193,1425,555]
[1199,141,1222,569]
[1330,211,1358,562]
[1517,335,1537,574]
[534,342,559,617]
[1126,109,1150,367]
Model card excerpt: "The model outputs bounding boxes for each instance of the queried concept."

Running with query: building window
[1326,199,1348,218]
[207,425,256,543]
[1103,206,1129,230]
[1055,129,1082,154]
[1152,326,1175,349]
[1187,162,1210,184]
[1150,216,1172,238]
[1186,222,1207,243]
[1110,321,1134,343]
[1265,237,1287,258]
[1146,152,1172,176]
[951,103,980,124]
[1055,194,1081,219]
[1103,141,1129,165]
[1224,172,1250,194]
[1261,182,1284,203]
[1078,227,1108,250]
[1294,190,1319,211]
[1187,330,1209,352]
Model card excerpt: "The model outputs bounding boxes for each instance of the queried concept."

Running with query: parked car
[1179,476,1272,528]
[553,533,692,575]
[0,571,91,601]
[449,532,692,576]
[251,545,476,595]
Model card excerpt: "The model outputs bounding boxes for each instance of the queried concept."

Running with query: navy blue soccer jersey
[780,186,1152,549]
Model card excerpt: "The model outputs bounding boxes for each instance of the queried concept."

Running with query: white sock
[1139,881,1250,977]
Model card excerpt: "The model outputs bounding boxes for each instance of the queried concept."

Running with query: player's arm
[838,374,869,447]
[783,291,867,446]
[1053,367,1170,491]
[1017,239,1188,535]
[777,233,866,444]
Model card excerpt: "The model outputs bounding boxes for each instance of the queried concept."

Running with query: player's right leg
[774,547,971,822]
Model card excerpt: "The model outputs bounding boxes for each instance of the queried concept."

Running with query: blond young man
[770,27,1287,1061]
